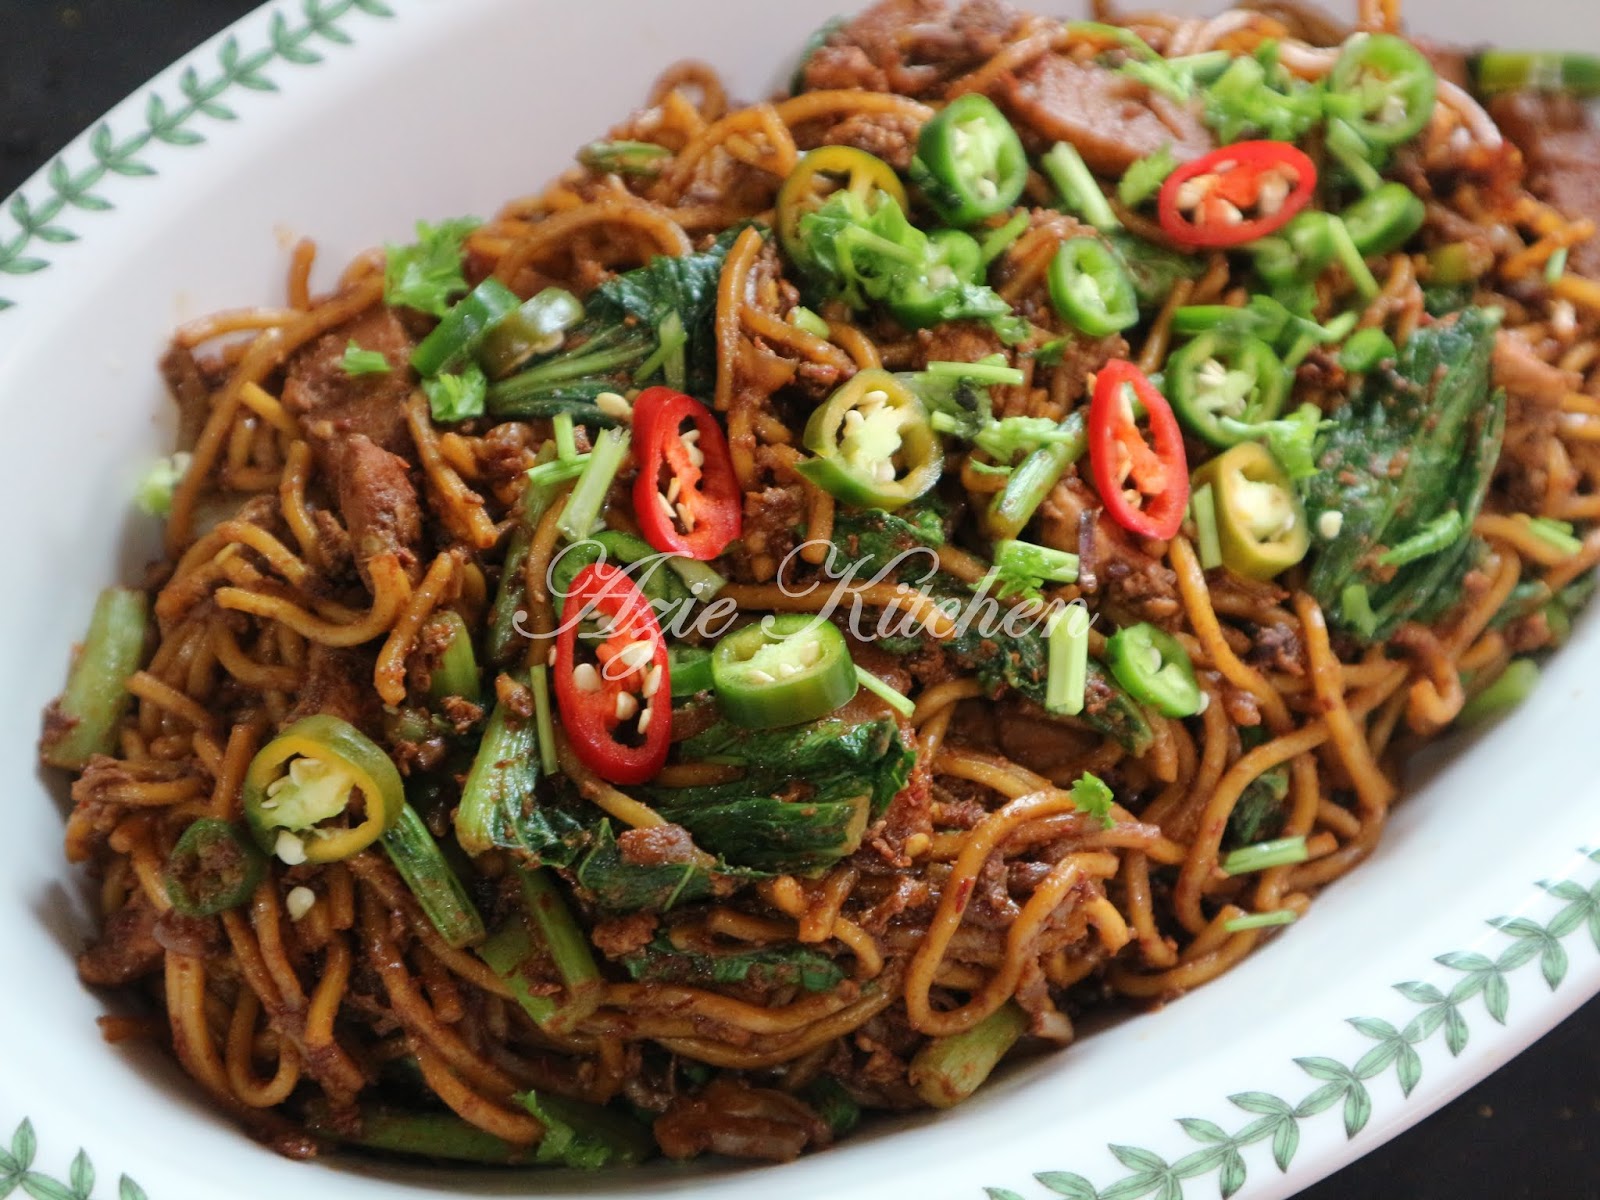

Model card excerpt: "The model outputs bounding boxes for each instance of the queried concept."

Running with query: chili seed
[573,663,602,692]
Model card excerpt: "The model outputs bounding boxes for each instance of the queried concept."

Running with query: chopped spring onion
[1221,835,1309,876]
[1376,510,1462,567]
[553,411,579,462]
[1191,483,1223,570]
[979,210,1031,266]
[1223,908,1298,932]
[1459,657,1540,726]
[1044,602,1091,716]
[1041,142,1119,232]
[1546,246,1570,286]
[134,452,192,517]
[1341,582,1380,639]
[529,664,559,777]
[1521,514,1584,557]
[790,306,831,339]
[555,427,630,542]
[666,555,727,600]
[927,356,1025,387]
[855,666,916,719]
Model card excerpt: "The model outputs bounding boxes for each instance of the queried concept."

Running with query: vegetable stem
[382,804,486,949]
[1221,835,1309,875]
[518,867,604,1033]
[42,587,148,770]
[556,427,630,543]
[909,1001,1028,1108]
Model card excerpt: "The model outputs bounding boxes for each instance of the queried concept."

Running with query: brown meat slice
[281,307,416,468]
[78,896,163,986]
[1001,55,1212,175]
[800,0,1024,98]
[1489,92,1600,275]
[336,434,424,587]
[283,643,383,734]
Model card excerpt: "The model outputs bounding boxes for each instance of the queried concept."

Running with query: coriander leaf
[340,338,393,376]
[384,216,481,317]
[1069,771,1116,828]
[1217,402,1326,482]
[1118,145,1179,208]
[974,415,1082,463]
[424,363,488,423]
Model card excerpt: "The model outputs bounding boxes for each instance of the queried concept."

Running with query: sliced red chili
[632,386,742,561]
[1157,141,1317,250]
[1088,360,1189,541]
[553,563,671,785]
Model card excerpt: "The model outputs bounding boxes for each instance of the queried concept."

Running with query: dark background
[2,1,1597,1195]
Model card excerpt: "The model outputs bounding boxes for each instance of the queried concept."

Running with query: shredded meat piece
[281,308,417,472]
[914,320,1004,369]
[160,343,214,452]
[153,910,224,958]
[284,644,382,735]
[1001,56,1211,174]
[1038,477,1180,622]
[654,1078,832,1162]
[1247,621,1305,676]
[494,672,535,719]
[800,0,1025,99]
[590,911,659,959]
[734,485,806,581]
[1489,92,1600,275]
[618,823,700,866]
[78,896,163,986]
[818,112,923,171]
[336,434,424,588]
[861,722,932,868]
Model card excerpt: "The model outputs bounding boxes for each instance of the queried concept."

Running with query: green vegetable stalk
[42,587,148,770]
[909,1002,1029,1108]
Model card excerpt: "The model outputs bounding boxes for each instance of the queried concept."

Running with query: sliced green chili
[165,819,267,917]
[1106,623,1203,718]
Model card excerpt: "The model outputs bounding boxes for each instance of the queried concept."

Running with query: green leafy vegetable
[514,1091,655,1168]
[620,933,846,993]
[650,714,914,872]
[1202,44,1325,144]
[574,820,719,914]
[1302,308,1505,640]
[384,217,480,318]
[797,189,1026,342]
[488,225,750,417]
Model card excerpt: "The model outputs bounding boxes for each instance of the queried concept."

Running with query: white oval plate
[2,2,1598,1197]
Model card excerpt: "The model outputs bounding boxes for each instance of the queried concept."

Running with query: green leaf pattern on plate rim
[0,0,395,311]
[1,0,1597,1194]
[1006,845,1600,1200]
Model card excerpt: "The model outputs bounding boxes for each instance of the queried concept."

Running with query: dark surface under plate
[2,1,1597,1195]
